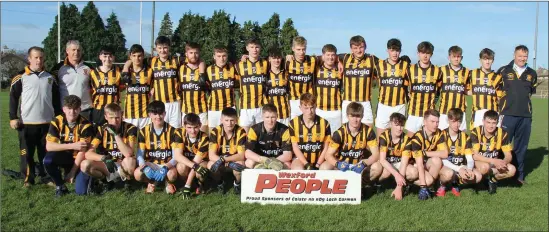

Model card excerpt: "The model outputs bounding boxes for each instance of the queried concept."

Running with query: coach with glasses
[497,45,538,185]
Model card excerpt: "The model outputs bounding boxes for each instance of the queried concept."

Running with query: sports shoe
[488,180,497,194]
[234,182,241,195]
[217,181,226,195]
[451,186,461,197]
[165,183,176,195]
[403,185,411,196]
[436,186,446,197]
[55,185,69,197]
[146,183,156,194]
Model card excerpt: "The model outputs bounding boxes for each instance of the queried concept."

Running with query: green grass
[2,91,548,231]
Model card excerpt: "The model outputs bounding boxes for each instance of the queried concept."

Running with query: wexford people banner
[241,169,361,205]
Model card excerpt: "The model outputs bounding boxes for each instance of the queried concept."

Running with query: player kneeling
[134,101,184,194]
[245,104,292,171]
[470,110,515,194]
[173,113,210,199]
[81,103,137,191]
[437,108,482,197]
[409,109,448,200]
[208,108,247,194]
[321,102,382,190]
[378,113,417,200]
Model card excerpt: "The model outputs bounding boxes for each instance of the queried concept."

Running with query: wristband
[192,163,199,170]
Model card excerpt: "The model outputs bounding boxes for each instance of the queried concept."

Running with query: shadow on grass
[523,146,548,179]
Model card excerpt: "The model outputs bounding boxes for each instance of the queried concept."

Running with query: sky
[1,1,548,69]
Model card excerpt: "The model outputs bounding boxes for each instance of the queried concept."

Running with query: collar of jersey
[345,123,363,138]
[447,63,463,71]
[480,126,498,140]
[445,128,461,143]
[63,57,84,69]
[62,114,82,129]
[24,66,45,76]
[261,122,280,135]
[149,122,168,135]
[299,115,318,129]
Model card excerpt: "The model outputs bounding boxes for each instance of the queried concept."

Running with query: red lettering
[320,180,333,194]
[255,174,277,193]
[305,179,322,193]
[290,179,306,194]
[276,179,291,193]
[332,180,347,194]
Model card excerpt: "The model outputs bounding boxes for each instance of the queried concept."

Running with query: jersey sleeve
[46,120,61,143]
[366,128,378,148]
[79,123,94,143]
[410,134,424,158]
[138,129,146,150]
[9,74,22,120]
[402,138,412,158]
[329,129,343,149]
[236,128,247,153]
[324,121,332,141]
[378,133,388,153]
[171,129,184,149]
[246,127,259,151]
[501,131,513,152]
[196,135,209,159]
[91,127,103,148]
[463,134,472,156]
[209,127,220,151]
[281,129,292,152]
[289,122,299,143]
[469,129,480,152]
[436,132,447,151]
[126,125,138,144]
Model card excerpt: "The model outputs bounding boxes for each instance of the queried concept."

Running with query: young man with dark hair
[469,48,503,129]
[236,38,269,132]
[179,42,209,132]
[44,95,93,197]
[286,36,317,119]
[208,107,247,194]
[289,93,331,170]
[378,113,417,200]
[314,44,343,131]
[10,46,60,186]
[121,44,153,129]
[89,46,122,126]
[438,46,471,130]
[207,46,238,130]
[470,110,515,194]
[81,103,137,189]
[173,113,210,199]
[374,38,410,137]
[321,102,382,187]
[408,109,447,200]
[497,45,538,184]
[437,108,481,197]
[245,103,292,170]
[405,41,442,137]
[133,100,183,195]
[265,47,290,125]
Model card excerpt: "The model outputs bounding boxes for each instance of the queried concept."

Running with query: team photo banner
[241,169,361,205]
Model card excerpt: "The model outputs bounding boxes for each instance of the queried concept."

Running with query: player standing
[314,44,343,131]
[179,42,209,132]
[469,48,503,129]
[207,46,238,131]
[286,36,317,119]
[265,48,291,125]
[121,44,153,129]
[438,46,471,130]
[89,46,121,126]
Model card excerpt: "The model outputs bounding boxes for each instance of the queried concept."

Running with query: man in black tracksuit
[497,45,538,184]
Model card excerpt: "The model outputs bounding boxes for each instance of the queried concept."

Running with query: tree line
[41,1,300,69]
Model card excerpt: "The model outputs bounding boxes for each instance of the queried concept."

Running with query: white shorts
[405,115,424,134]
[375,103,407,129]
[277,118,290,126]
[208,107,235,127]
[182,112,208,127]
[123,117,151,129]
[316,109,342,131]
[341,100,373,124]
[438,114,467,131]
[240,108,263,127]
[289,100,302,119]
[164,102,181,128]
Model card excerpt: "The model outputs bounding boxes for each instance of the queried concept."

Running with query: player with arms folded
[245,104,292,171]
[173,113,210,199]
[208,108,247,195]
[378,113,417,200]
[470,110,515,194]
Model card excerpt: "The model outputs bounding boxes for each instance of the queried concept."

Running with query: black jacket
[496,60,538,118]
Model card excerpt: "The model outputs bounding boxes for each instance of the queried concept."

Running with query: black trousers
[43,151,75,187]
[501,115,532,181]
[18,124,49,184]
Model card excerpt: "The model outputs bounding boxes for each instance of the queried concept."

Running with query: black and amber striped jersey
[246,122,291,157]
[235,58,268,109]
[90,66,122,109]
[265,71,290,119]
[91,122,137,161]
[329,123,377,165]
[408,128,447,159]
[138,122,182,164]
[150,56,180,103]
[209,124,247,157]
[341,53,377,102]
[376,58,410,106]
[469,126,512,159]
[122,67,153,119]
[314,65,342,111]
[407,63,442,117]
[289,115,331,164]
[438,65,471,114]
[179,63,208,114]
[379,129,412,164]
[442,129,471,166]
[175,128,209,160]
[286,55,316,100]
[46,114,93,158]
[207,63,237,111]
[470,68,503,112]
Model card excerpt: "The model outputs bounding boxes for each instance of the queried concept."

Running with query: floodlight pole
[151,1,155,55]
[58,1,61,62]
[533,2,539,70]
[139,2,143,44]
